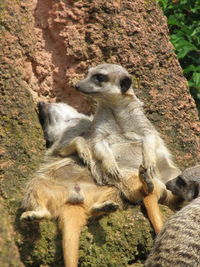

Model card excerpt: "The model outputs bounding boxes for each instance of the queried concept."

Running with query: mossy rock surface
[16,205,173,266]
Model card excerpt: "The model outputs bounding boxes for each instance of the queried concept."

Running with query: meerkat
[55,64,182,232]
[38,102,92,148]
[166,165,200,202]
[145,165,200,266]
[21,102,154,267]
[145,195,200,267]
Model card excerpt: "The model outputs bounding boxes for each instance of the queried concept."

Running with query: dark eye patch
[120,76,132,94]
[92,73,108,83]
[176,176,186,187]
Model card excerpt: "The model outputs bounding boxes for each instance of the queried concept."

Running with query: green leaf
[191,27,200,37]
[167,15,180,26]
[192,72,200,86]
[157,0,169,11]
[170,36,197,58]
[184,65,200,74]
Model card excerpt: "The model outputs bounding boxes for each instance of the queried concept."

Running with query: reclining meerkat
[21,102,154,267]
[145,191,200,266]
[55,64,182,232]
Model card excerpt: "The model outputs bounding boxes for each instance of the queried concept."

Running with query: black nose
[37,101,46,110]
[37,101,48,116]
[75,83,80,91]
[37,102,48,129]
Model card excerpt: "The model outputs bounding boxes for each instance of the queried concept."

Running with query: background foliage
[159,0,200,113]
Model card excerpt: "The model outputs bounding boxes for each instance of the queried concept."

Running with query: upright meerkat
[56,64,181,232]
[145,195,200,267]
[59,64,180,183]
[21,102,154,267]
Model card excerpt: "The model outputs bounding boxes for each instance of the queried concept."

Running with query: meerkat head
[37,102,90,147]
[166,175,200,201]
[75,64,134,100]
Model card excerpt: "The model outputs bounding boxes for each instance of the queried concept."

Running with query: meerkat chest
[101,127,143,146]
[93,116,123,142]
[111,142,143,169]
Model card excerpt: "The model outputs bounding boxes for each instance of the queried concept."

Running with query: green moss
[0,1,45,265]
[78,208,155,266]
[14,204,174,266]
[0,199,24,267]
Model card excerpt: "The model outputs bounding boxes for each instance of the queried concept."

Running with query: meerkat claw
[139,165,154,194]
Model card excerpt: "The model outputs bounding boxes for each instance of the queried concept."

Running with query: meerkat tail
[143,191,163,234]
[58,204,87,267]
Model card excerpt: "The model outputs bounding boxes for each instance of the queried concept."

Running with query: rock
[0,0,199,266]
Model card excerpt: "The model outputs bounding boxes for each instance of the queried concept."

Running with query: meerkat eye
[92,73,108,83]
[176,176,186,187]
[120,76,132,94]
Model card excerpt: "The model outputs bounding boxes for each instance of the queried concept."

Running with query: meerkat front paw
[58,148,69,157]
[71,136,94,167]
[102,159,123,182]
[143,157,158,180]
[77,146,94,167]
[147,164,159,180]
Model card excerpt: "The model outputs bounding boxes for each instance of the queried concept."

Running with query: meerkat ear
[120,76,132,94]
[192,182,200,199]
